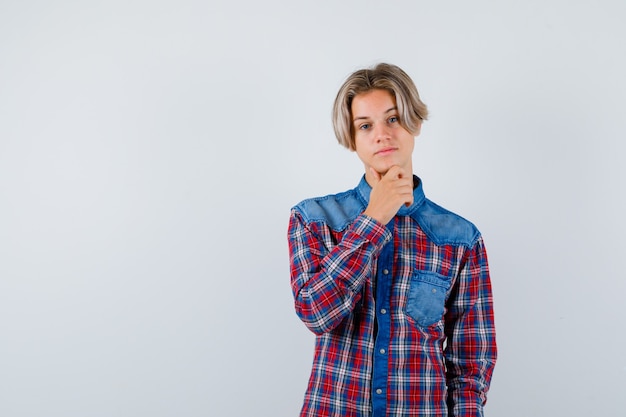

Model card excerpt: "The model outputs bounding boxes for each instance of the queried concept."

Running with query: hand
[363,166,414,225]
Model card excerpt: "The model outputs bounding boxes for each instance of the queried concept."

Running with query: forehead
[351,89,397,118]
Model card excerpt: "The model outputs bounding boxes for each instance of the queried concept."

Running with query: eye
[359,123,371,130]
[388,116,399,124]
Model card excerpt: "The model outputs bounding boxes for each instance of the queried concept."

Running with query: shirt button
[380,308,387,314]
[383,269,389,275]
[379,348,386,354]
[376,389,383,395]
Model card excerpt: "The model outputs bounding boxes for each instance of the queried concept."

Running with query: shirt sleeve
[443,235,497,417]
[288,208,391,335]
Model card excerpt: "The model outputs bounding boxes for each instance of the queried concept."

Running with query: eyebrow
[353,106,398,122]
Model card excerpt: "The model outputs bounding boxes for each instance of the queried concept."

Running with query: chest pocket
[405,270,452,328]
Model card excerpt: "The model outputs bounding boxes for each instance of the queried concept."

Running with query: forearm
[288,211,390,334]
[445,345,497,417]
[444,237,497,416]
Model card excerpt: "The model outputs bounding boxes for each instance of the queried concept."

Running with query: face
[351,89,420,179]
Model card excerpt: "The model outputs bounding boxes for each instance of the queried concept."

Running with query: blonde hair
[332,63,428,150]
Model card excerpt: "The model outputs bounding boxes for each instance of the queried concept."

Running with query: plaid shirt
[288,176,497,417]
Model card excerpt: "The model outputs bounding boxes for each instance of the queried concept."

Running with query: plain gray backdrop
[1,1,625,416]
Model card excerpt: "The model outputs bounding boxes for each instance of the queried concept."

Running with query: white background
[1,1,625,416]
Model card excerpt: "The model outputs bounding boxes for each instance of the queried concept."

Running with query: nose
[374,123,392,142]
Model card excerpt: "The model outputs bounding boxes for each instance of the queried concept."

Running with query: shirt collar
[356,174,426,216]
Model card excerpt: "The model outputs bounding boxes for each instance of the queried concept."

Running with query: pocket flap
[405,270,451,328]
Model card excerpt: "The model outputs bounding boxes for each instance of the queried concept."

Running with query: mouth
[375,147,397,156]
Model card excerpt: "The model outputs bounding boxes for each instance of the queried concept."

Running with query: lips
[375,147,397,156]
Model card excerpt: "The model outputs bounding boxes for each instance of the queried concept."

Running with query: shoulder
[412,198,481,247]
[291,188,366,232]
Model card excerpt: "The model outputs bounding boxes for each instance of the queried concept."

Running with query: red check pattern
[288,184,496,417]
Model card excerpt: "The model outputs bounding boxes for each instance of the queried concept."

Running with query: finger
[401,182,414,207]
[394,176,413,190]
[385,165,402,179]
[369,167,382,184]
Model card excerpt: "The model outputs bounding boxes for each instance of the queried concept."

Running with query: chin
[376,165,393,175]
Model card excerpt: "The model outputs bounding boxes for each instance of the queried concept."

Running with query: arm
[288,209,390,335]
[444,235,497,417]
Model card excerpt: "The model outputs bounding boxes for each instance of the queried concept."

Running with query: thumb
[369,167,382,184]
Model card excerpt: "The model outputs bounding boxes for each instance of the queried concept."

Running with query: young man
[288,63,497,417]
